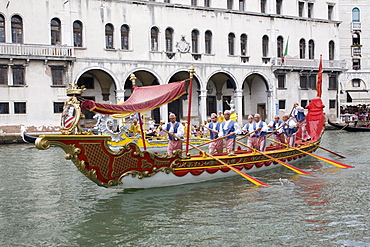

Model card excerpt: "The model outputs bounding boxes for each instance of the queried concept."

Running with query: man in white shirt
[219,110,241,155]
[282,114,297,147]
[203,113,223,155]
[248,114,268,152]
[242,115,254,148]
[268,115,285,144]
[159,113,184,155]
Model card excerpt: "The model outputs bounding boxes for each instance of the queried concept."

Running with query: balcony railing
[351,22,361,31]
[351,46,361,57]
[276,57,346,69]
[0,43,75,60]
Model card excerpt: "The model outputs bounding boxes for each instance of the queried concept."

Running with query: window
[0,15,5,43]
[151,27,159,51]
[276,0,282,15]
[308,40,314,59]
[240,34,247,56]
[239,0,244,11]
[301,100,308,108]
[165,28,173,52]
[352,8,360,22]
[0,66,7,85]
[12,66,25,85]
[227,0,233,10]
[51,18,61,45]
[329,99,336,109]
[0,102,9,114]
[308,3,313,18]
[121,25,129,50]
[228,33,235,55]
[352,79,360,87]
[53,102,64,113]
[226,79,234,89]
[14,102,26,114]
[105,24,114,49]
[191,0,197,6]
[300,74,308,89]
[329,41,335,60]
[278,100,286,109]
[164,0,170,2]
[204,0,210,7]
[352,59,361,70]
[191,29,199,53]
[262,35,269,57]
[51,67,64,86]
[309,74,316,89]
[73,21,83,47]
[261,0,266,13]
[277,74,286,89]
[77,77,94,89]
[298,2,304,17]
[11,15,23,44]
[352,32,360,45]
[277,36,283,58]
[205,30,212,54]
[328,5,334,20]
[328,74,338,90]
[299,38,306,59]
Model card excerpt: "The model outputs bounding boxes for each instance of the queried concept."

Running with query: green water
[0,131,369,246]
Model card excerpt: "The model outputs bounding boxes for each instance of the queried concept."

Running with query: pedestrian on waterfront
[203,113,223,155]
[282,114,297,147]
[219,110,241,155]
[292,102,311,141]
[248,114,268,152]
[268,115,285,144]
[159,113,184,155]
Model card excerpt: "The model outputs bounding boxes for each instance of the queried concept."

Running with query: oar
[203,124,257,143]
[339,123,349,131]
[266,122,286,138]
[164,129,269,186]
[185,132,235,152]
[296,136,346,159]
[267,138,354,169]
[235,140,313,176]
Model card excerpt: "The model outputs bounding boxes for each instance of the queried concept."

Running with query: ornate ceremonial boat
[327,119,370,132]
[35,69,328,189]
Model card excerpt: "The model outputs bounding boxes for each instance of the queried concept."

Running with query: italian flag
[282,36,289,64]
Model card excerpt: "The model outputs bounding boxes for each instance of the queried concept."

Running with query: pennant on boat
[316,54,323,98]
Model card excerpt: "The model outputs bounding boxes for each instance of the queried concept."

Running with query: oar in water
[339,123,349,131]
[163,129,269,187]
[235,140,313,176]
[296,136,346,159]
[267,138,354,169]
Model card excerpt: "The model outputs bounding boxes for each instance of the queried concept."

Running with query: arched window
[11,15,23,44]
[299,38,306,59]
[308,39,315,59]
[329,40,335,60]
[205,30,212,54]
[0,15,5,43]
[277,36,284,58]
[105,24,114,49]
[262,35,269,57]
[191,29,199,53]
[73,20,83,47]
[165,28,173,52]
[51,18,61,45]
[121,24,129,50]
[151,27,159,51]
[240,34,247,56]
[228,33,235,55]
[352,7,360,22]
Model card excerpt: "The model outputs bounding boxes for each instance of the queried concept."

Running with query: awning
[348,91,370,102]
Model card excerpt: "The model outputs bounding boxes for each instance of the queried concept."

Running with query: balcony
[275,57,346,69]
[0,43,75,61]
[351,22,361,31]
[351,46,361,57]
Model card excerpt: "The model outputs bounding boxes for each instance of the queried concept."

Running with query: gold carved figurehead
[61,83,90,135]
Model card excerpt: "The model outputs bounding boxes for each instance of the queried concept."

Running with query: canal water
[0,130,369,246]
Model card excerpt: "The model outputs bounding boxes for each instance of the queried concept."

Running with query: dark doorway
[207,96,216,116]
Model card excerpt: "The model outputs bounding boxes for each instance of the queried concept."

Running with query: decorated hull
[35,134,318,188]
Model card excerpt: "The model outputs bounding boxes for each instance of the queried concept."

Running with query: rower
[242,115,254,148]
[292,102,311,141]
[159,113,184,155]
[268,115,285,144]
[202,113,223,155]
[248,114,268,152]
[219,110,241,155]
[282,114,297,147]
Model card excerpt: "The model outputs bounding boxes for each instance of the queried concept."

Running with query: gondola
[327,118,370,132]
[21,131,38,143]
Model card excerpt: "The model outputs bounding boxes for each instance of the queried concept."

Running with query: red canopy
[81,80,186,115]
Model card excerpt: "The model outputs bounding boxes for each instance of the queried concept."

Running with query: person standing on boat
[156,120,166,139]
[203,113,223,155]
[219,110,241,155]
[248,114,268,152]
[292,102,311,141]
[282,114,297,146]
[268,115,285,144]
[242,115,255,148]
[159,113,184,155]
[353,113,359,127]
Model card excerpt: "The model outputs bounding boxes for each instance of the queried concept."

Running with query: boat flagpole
[130,73,147,151]
[185,66,195,155]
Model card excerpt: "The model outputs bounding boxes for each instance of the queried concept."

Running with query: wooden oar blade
[279,162,314,176]
[309,153,354,168]
[229,166,270,187]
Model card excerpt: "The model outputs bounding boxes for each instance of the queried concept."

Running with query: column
[160,104,168,122]
[199,89,208,123]
[234,89,243,125]
[115,89,125,103]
